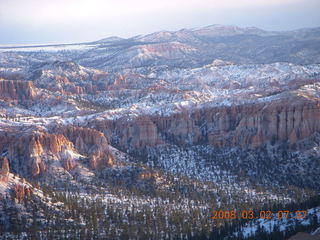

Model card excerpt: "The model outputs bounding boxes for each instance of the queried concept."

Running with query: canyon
[0,25,319,239]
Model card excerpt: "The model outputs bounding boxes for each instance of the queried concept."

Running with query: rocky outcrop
[59,126,114,169]
[93,116,163,151]
[0,79,36,105]
[0,125,115,177]
[4,132,73,176]
[0,157,10,182]
[13,184,32,202]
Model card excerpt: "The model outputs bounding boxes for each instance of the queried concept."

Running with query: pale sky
[0,0,319,44]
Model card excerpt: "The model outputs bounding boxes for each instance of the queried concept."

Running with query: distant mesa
[96,36,125,43]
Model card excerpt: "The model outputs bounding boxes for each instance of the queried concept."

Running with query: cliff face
[93,115,163,151]
[2,132,73,176]
[0,126,114,177]
[92,97,320,150]
[0,79,36,105]
[115,116,161,149]
[194,99,320,148]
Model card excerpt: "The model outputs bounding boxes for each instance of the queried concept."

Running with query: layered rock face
[92,97,320,150]
[0,79,36,104]
[0,126,114,177]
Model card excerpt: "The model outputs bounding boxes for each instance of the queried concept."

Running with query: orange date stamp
[211,210,308,220]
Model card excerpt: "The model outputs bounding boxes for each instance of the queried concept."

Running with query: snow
[60,149,83,160]
[0,173,32,195]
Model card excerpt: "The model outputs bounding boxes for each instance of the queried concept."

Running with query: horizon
[1,0,320,45]
[0,24,319,47]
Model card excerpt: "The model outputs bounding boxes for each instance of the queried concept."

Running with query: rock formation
[13,184,32,202]
[0,157,10,182]
[60,126,114,169]
[0,79,36,105]
[0,125,115,177]
[92,96,320,150]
